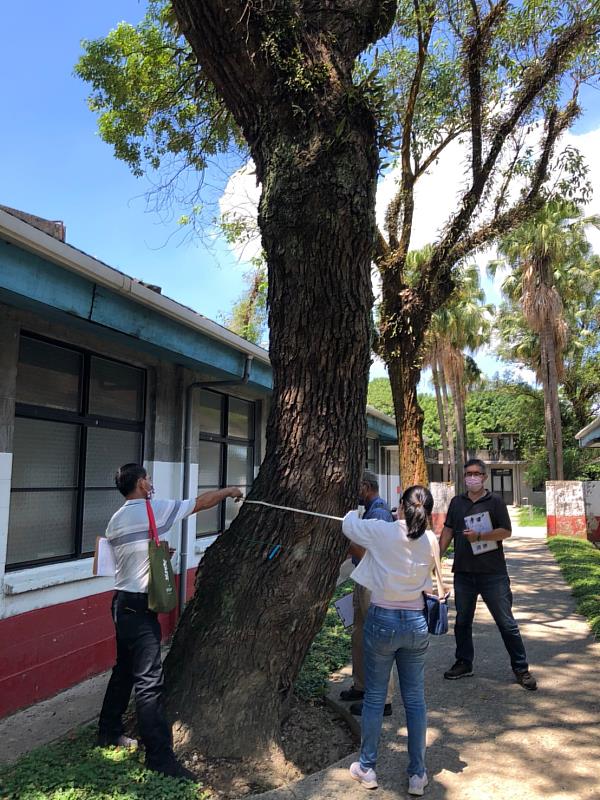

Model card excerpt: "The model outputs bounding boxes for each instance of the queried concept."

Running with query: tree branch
[415,127,468,178]
[446,100,579,266]
[388,0,436,258]
[426,14,595,276]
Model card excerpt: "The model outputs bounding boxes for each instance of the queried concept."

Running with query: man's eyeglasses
[464,471,485,477]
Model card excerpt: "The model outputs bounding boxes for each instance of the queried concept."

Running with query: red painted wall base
[547,514,588,538]
[0,568,197,720]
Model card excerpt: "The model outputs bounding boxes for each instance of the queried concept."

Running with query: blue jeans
[360,605,429,777]
[454,572,528,671]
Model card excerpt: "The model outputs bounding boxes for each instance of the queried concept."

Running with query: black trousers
[98,591,174,767]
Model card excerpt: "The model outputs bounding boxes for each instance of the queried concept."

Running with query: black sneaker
[97,734,138,749]
[444,660,474,680]
[514,669,537,691]
[350,702,392,717]
[339,685,365,701]
[148,759,197,781]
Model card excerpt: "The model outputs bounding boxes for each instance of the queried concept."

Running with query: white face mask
[465,475,485,491]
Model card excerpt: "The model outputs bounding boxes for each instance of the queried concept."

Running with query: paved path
[250,526,600,800]
[3,525,600,800]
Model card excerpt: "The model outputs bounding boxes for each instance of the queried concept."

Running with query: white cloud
[220,124,600,384]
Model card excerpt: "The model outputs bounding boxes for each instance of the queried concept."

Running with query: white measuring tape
[244,499,344,521]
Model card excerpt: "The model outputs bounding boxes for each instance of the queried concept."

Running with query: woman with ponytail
[342,485,446,796]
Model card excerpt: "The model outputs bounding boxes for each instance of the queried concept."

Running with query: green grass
[0,725,207,800]
[547,536,600,638]
[518,505,547,526]
[295,579,353,699]
[0,583,354,798]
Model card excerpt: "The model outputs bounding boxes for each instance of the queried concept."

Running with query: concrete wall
[546,481,600,542]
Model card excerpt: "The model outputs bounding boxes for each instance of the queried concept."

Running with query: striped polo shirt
[106,498,196,593]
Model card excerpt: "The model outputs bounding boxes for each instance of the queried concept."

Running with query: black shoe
[339,685,365,701]
[97,734,138,749]
[148,759,197,781]
[444,660,474,680]
[514,669,537,691]
[350,702,392,717]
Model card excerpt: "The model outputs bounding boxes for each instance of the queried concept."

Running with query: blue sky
[0,1,247,324]
[1,2,599,386]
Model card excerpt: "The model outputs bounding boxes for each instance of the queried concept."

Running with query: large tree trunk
[165,0,395,759]
[387,348,429,487]
[431,356,450,482]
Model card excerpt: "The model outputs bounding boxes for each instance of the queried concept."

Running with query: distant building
[425,432,543,507]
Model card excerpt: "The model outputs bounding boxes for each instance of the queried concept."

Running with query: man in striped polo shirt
[97,463,242,780]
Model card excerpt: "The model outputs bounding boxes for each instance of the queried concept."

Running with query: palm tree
[491,201,600,480]
[424,263,491,491]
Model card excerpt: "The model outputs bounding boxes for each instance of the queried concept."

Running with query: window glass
[228,397,253,439]
[7,490,77,566]
[89,357,144,421]
[198,391,222,435]
[16,337,81,411]
[85,428,142,487]
[9,335,146,569]
[366,438,378,471]
[198,441,222,486]
[196,489,221,535]
[11,418,79,489]
[82,489,124,553]
[226,444,253,486]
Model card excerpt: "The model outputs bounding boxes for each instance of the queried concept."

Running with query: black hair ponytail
[401,485,434,540]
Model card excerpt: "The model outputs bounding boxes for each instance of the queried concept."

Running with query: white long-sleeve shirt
[342,510,438,605]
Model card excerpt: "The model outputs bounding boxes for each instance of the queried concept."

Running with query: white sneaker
[408,772,429,795]
[349,761,378,789]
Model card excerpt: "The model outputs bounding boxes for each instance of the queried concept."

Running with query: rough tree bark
[163,0,397,758]
[382,299,430,487]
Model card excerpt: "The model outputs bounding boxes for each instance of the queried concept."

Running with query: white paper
[93,536,116,576]
[464,511,498,556]
[334,592,354,628]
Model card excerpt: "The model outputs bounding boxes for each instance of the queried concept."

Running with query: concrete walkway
[250,525,600,800]
[2,524,600,800]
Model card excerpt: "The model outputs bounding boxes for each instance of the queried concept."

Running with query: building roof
[575,416,600,448]
[0,206,270,365]
[0,206,397,441]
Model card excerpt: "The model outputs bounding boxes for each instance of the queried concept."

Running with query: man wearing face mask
[340,470,395,716]
[439,458,537,690]
[97,463,243,779]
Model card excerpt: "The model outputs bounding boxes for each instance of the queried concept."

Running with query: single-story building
[0,206,399,719]
[575,416,600,449]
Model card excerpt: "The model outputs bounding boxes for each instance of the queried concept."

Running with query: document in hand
[464,511,498,556]
[333,592,354,628]
[93,536,116,576]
